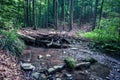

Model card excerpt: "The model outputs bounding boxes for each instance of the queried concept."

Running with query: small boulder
[53,65,64,70]
[38,55,43,59]
[56,78,62,80]
[46,54,51,57]
[20,62,35,71]
[48,68,55,74]
[32,72,40,79]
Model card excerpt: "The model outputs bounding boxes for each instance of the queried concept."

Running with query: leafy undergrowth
[78,29,120,56]
[0,50,23,80]
[0,30,25,56]
[78,18,120,55]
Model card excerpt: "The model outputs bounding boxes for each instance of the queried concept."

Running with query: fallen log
[18,32,35,42]
[18,32,71,48]
[75,62,91,70]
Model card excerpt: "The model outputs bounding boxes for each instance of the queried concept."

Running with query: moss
[64,57,76,69]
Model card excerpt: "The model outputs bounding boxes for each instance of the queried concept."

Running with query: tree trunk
[92,0,98,30]
[99,0,104,22]
[70,0,74,31]
[62,0,65,30]
[54,0,58,30]
[33,0,37,30]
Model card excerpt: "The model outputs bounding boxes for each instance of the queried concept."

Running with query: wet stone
[38,55,43,59]
[64,73,72,77]
[32,72,40,79]
[46,54,51,57]
[48,68,55,73]
[41,73,46,79]
[20,62,35,71]
[56,78,62,80]
[117,69,120,72]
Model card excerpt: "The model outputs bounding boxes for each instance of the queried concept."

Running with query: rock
[75,62,90,70]
[20,62,35,71]
[46,54,51,57]
[84,57,97,64]
[70,47,78,50]
[41,74,46,79]
[48,68,55,73]
[53,65,64,70]
[32,72,40,79]
[38,55,43,59]
[39,68,47,73]
[56,78,62,80]
[117,69,120,72]
[64,57,76,69]
[64,73,72,77]
[47,75,55,80]
[64,73,73,80]
[63,51,66,54]
[47,65,64,74]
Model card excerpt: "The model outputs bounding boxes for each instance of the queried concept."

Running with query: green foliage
[79,17,120,53]
[0,0,24,29]
[64,57,76,69]
[0,30,25,56]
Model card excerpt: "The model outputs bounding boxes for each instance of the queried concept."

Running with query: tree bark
[70,0,74,31]
[62,0,65,30]
[99,0,104,22]
[33,0,37,30]
[54,0,58,30]
[92,0,99,30]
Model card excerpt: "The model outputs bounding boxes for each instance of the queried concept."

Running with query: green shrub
[64,57,76,69]
[78,17,120,53]
[0,30,25,56]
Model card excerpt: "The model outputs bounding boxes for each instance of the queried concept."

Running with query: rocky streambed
[19,40,120,80]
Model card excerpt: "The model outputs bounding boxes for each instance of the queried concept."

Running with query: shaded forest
[0,0,120,80]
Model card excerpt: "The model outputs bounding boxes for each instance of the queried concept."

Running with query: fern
[0,30,25,56]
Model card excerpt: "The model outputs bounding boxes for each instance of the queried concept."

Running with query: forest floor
[0,24,120,80]
[19,24,120,80]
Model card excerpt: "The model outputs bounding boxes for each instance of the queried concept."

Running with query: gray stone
[20,62,35,71]
[53,65,64,69]
[70,47,78,50]
[65,73,72,77]
[48,68,55,73]
[75,62,90,70]
[46,54,51,57]
[38,55,43,59]
[41,74,46,79]
[56,78,62,80]
[32,72,40,79]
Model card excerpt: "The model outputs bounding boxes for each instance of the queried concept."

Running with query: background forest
[0,0,120,80]
[0,0,120,55]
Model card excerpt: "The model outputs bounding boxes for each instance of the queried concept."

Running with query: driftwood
[18,32,71,48]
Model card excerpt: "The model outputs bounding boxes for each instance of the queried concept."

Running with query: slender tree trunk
[81,0,84,24]
[33,0,37,30]
[92,0,98,30]
[70,0,74,31]
[54,0,58,29]
[99,0,104,22]
[62,0,65,30]
[39,0,41,27]
[24,0,27,27]
[26,0,29,27]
